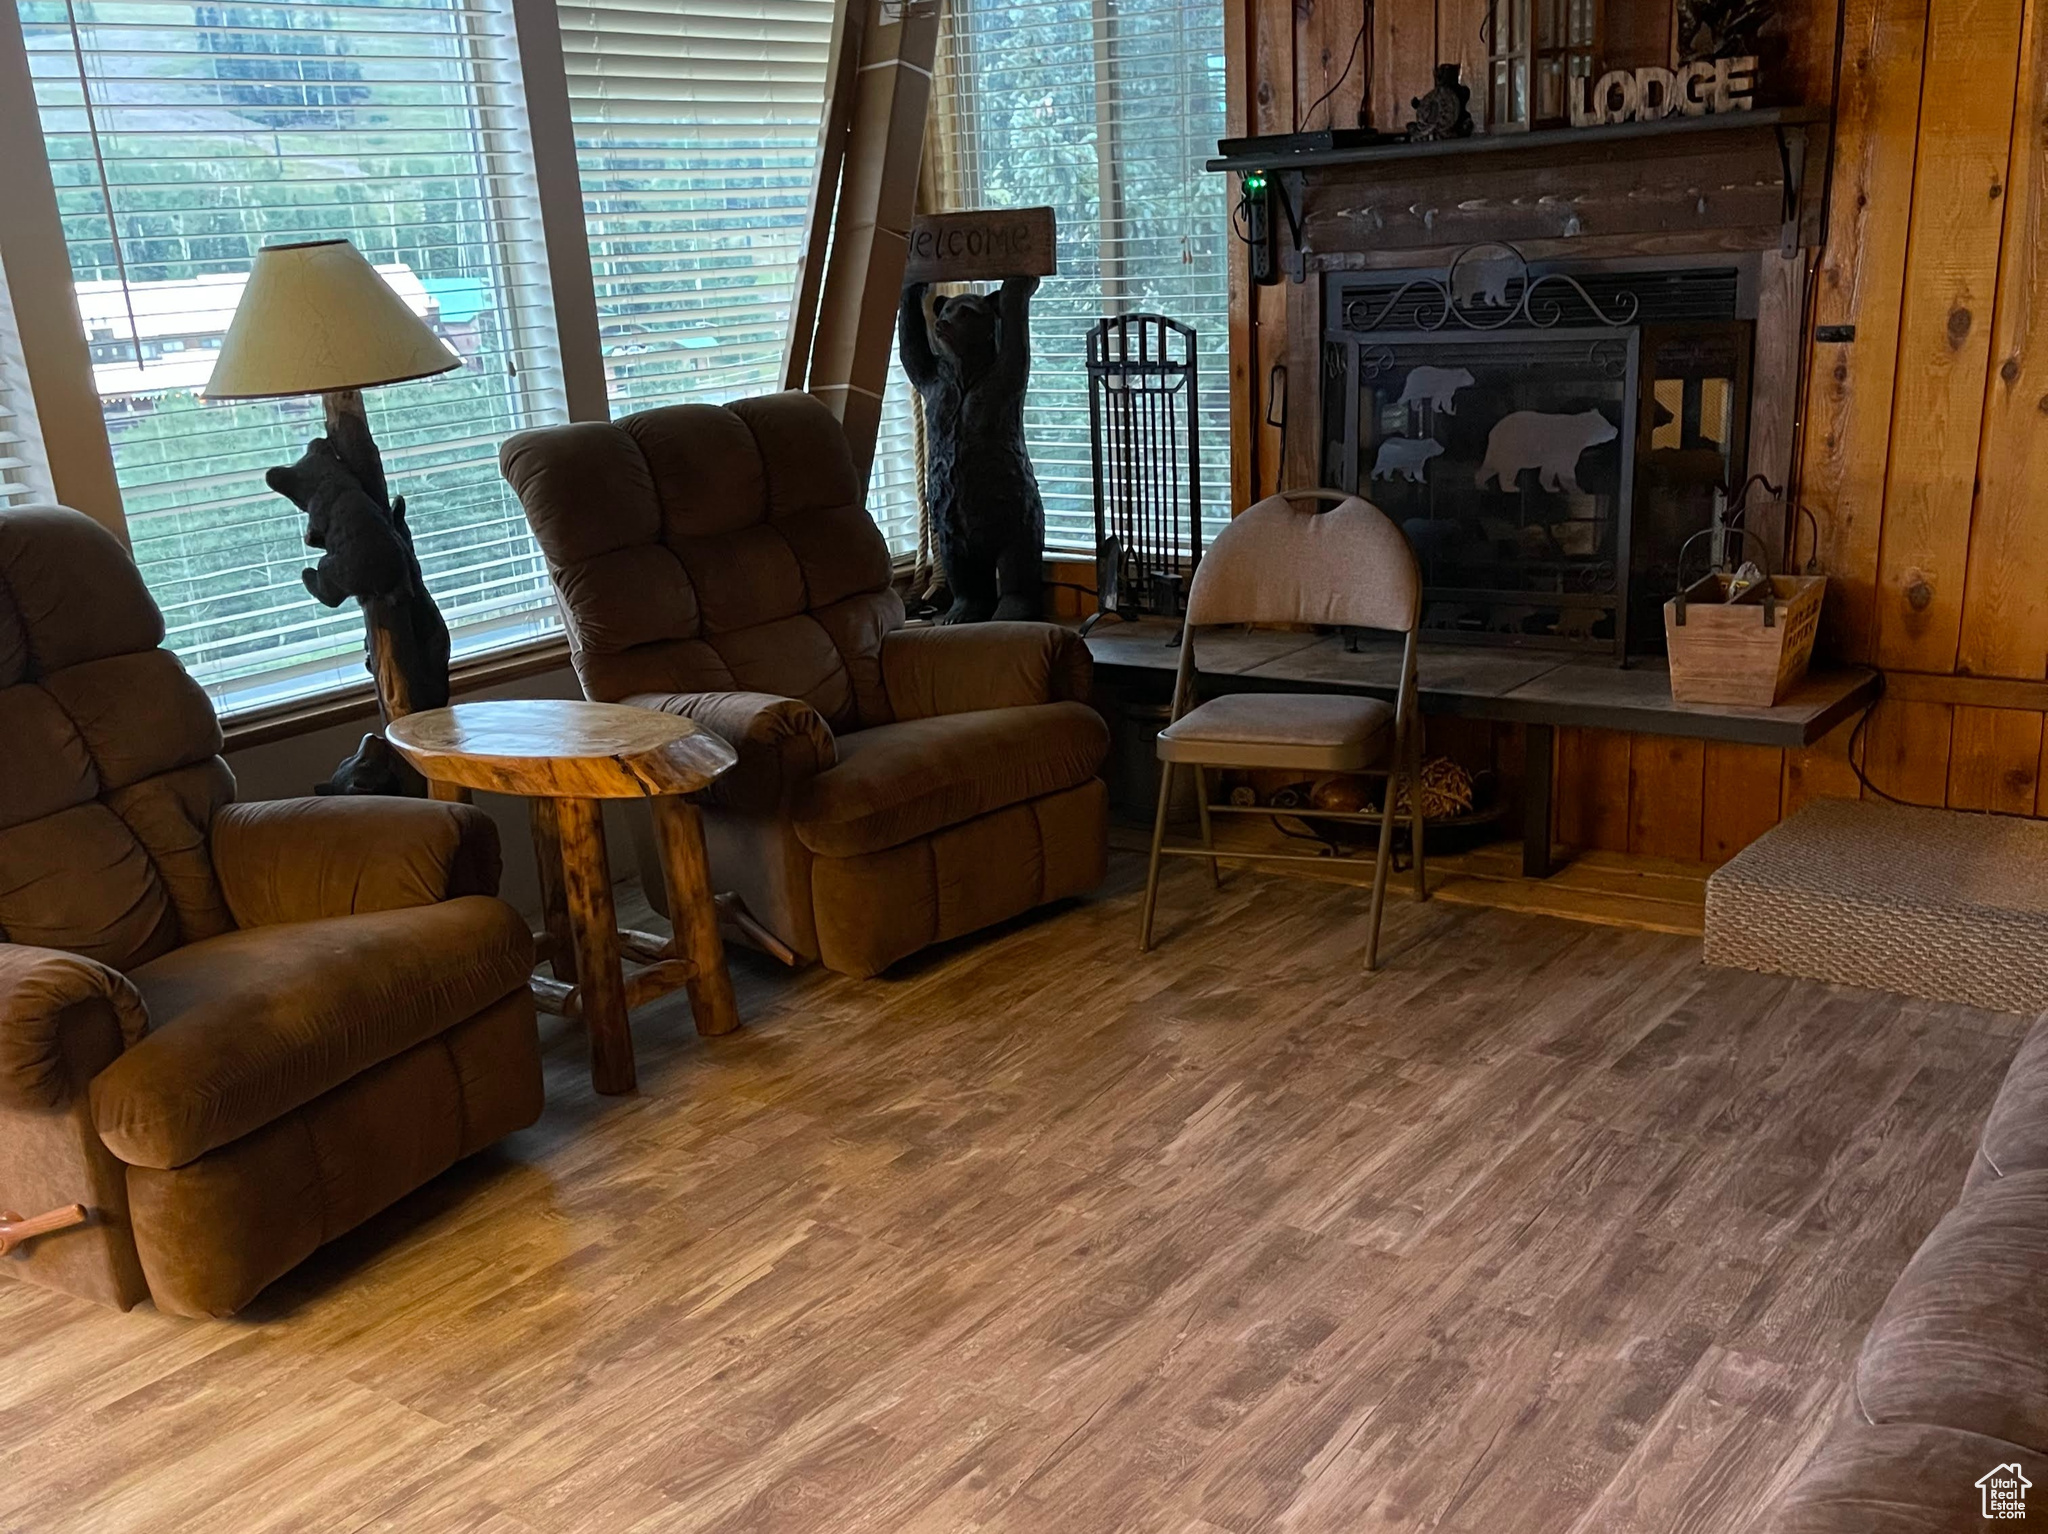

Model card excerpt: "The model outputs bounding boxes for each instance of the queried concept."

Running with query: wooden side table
[387,700,741,1095]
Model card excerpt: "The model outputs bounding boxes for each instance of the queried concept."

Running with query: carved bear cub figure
[899,276,1045,622]
[266,434,451,732]
[267,436,415,607]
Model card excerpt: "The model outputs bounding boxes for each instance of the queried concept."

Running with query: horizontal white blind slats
[562,0,874,529]
[21,0,568,713]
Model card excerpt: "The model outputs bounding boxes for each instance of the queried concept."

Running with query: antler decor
[0,1204,88,1256]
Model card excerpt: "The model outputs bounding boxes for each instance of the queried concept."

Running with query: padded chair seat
[1156,691,1394,771]
[90,897,533,1170]
[792,701,1109,859]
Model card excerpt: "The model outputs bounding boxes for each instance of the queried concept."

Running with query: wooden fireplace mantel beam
[1244,107,1836,532]
[1231,112,1832,269]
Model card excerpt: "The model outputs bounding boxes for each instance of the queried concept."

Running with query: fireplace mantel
[1211,106,1832,277]
[1227,107,1836,532]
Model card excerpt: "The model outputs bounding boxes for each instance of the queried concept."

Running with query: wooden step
[1706,798,2048,1013]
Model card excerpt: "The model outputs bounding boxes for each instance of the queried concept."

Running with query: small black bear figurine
[1406,63,1475,143]
[315,732,425,797]
[899,275,1046,623]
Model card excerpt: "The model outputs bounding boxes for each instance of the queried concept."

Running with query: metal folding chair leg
[1139,760,1176,952]
[1193,766,1222,888]
[1365,762,1400,971]
[1410,736,1429,902]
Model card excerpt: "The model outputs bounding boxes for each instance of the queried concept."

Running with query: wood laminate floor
[0,853,2030,1534]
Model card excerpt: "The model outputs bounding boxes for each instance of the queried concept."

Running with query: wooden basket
[1663,573,1825,707]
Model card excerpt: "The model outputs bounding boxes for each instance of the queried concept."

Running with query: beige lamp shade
[204,238,461,400]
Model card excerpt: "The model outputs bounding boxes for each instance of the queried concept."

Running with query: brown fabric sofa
[1753,1012,2048,1530]
[0,506,542,1318]
[501,391,1108,977]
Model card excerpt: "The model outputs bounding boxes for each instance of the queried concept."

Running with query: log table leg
[552,796,634,1094]
[651,796,741,1037]
[528,798,578,984]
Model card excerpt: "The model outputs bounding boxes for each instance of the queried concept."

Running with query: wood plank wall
[1227,0,2048,862]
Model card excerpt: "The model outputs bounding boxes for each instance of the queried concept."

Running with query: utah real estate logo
[1979,1463,2031,1520]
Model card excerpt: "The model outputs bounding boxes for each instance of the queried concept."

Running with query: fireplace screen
[1329,327,1638,655]
[1324,251,1751,661]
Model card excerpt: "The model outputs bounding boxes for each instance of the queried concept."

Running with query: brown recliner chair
[0,506,543,1318]
[501,391,1109,978]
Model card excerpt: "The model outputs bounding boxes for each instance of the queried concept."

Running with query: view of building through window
[14,0,1226,709]
[19,0,565,712]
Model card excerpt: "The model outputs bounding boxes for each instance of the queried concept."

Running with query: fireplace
[1321,246,1754,661]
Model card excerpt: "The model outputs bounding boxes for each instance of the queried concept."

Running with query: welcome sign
[904,207,1058,284]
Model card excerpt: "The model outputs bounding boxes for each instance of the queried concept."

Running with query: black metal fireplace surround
[1323,244,1754,661]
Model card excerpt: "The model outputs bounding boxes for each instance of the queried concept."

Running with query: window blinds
[0,257,53,507]
[872,0,1231,553]
[19,0,565,714]
[559,0,833,415]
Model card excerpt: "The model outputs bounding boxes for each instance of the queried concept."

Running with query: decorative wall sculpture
[1396,365,1476,414]
[1476,409,1619,494]
[1374,437,1447,482]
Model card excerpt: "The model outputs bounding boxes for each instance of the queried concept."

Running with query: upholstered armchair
[501,391,1109,977]
[0,506,542,1318]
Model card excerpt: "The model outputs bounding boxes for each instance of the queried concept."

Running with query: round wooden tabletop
[385,699,738,799]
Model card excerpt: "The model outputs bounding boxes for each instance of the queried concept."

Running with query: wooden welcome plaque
[904,206,1057,284]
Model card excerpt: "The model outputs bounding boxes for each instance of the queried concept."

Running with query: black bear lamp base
[263,386,454,794]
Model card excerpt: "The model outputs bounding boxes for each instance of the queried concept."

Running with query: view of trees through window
[14,0,1226,709]
[875,0,1229,552]
[20,0,563,710]
[563,0,832,415]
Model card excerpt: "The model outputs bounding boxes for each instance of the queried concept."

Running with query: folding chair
[1138,489,1428,970]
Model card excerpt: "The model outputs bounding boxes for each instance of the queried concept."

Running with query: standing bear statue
[899,276,1045,622]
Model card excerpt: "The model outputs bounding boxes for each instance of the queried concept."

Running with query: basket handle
[1674,524,1777,629]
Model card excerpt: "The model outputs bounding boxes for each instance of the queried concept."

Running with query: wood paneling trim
[1302,0,1369,136]
[1799,0,1930,664]
[1251,0,1294,501]
[1858,696,1954,803]
[1226,0,1255,515]
[1957,0,2048,679]
[1703,742,1786,859]
[1783,713,1864,813]
[1873,0,2026,673]
[1947,704,2043,812]
[1557,726,1631,851]
[1880,668,2048,710]
[1628,737,1707,860]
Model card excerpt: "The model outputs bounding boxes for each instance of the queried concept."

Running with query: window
[19,0,565,714]
[559,0,833,414]
[0,254,53,507]
[872,0,1231,552]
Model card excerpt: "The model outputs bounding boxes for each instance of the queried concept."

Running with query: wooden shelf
[1205,105,1831,175]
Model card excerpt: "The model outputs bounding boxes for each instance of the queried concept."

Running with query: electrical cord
[1841,669,2041,819]
[1299,13,1369,134]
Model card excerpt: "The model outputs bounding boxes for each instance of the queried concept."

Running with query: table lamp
[206,238,463,790]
